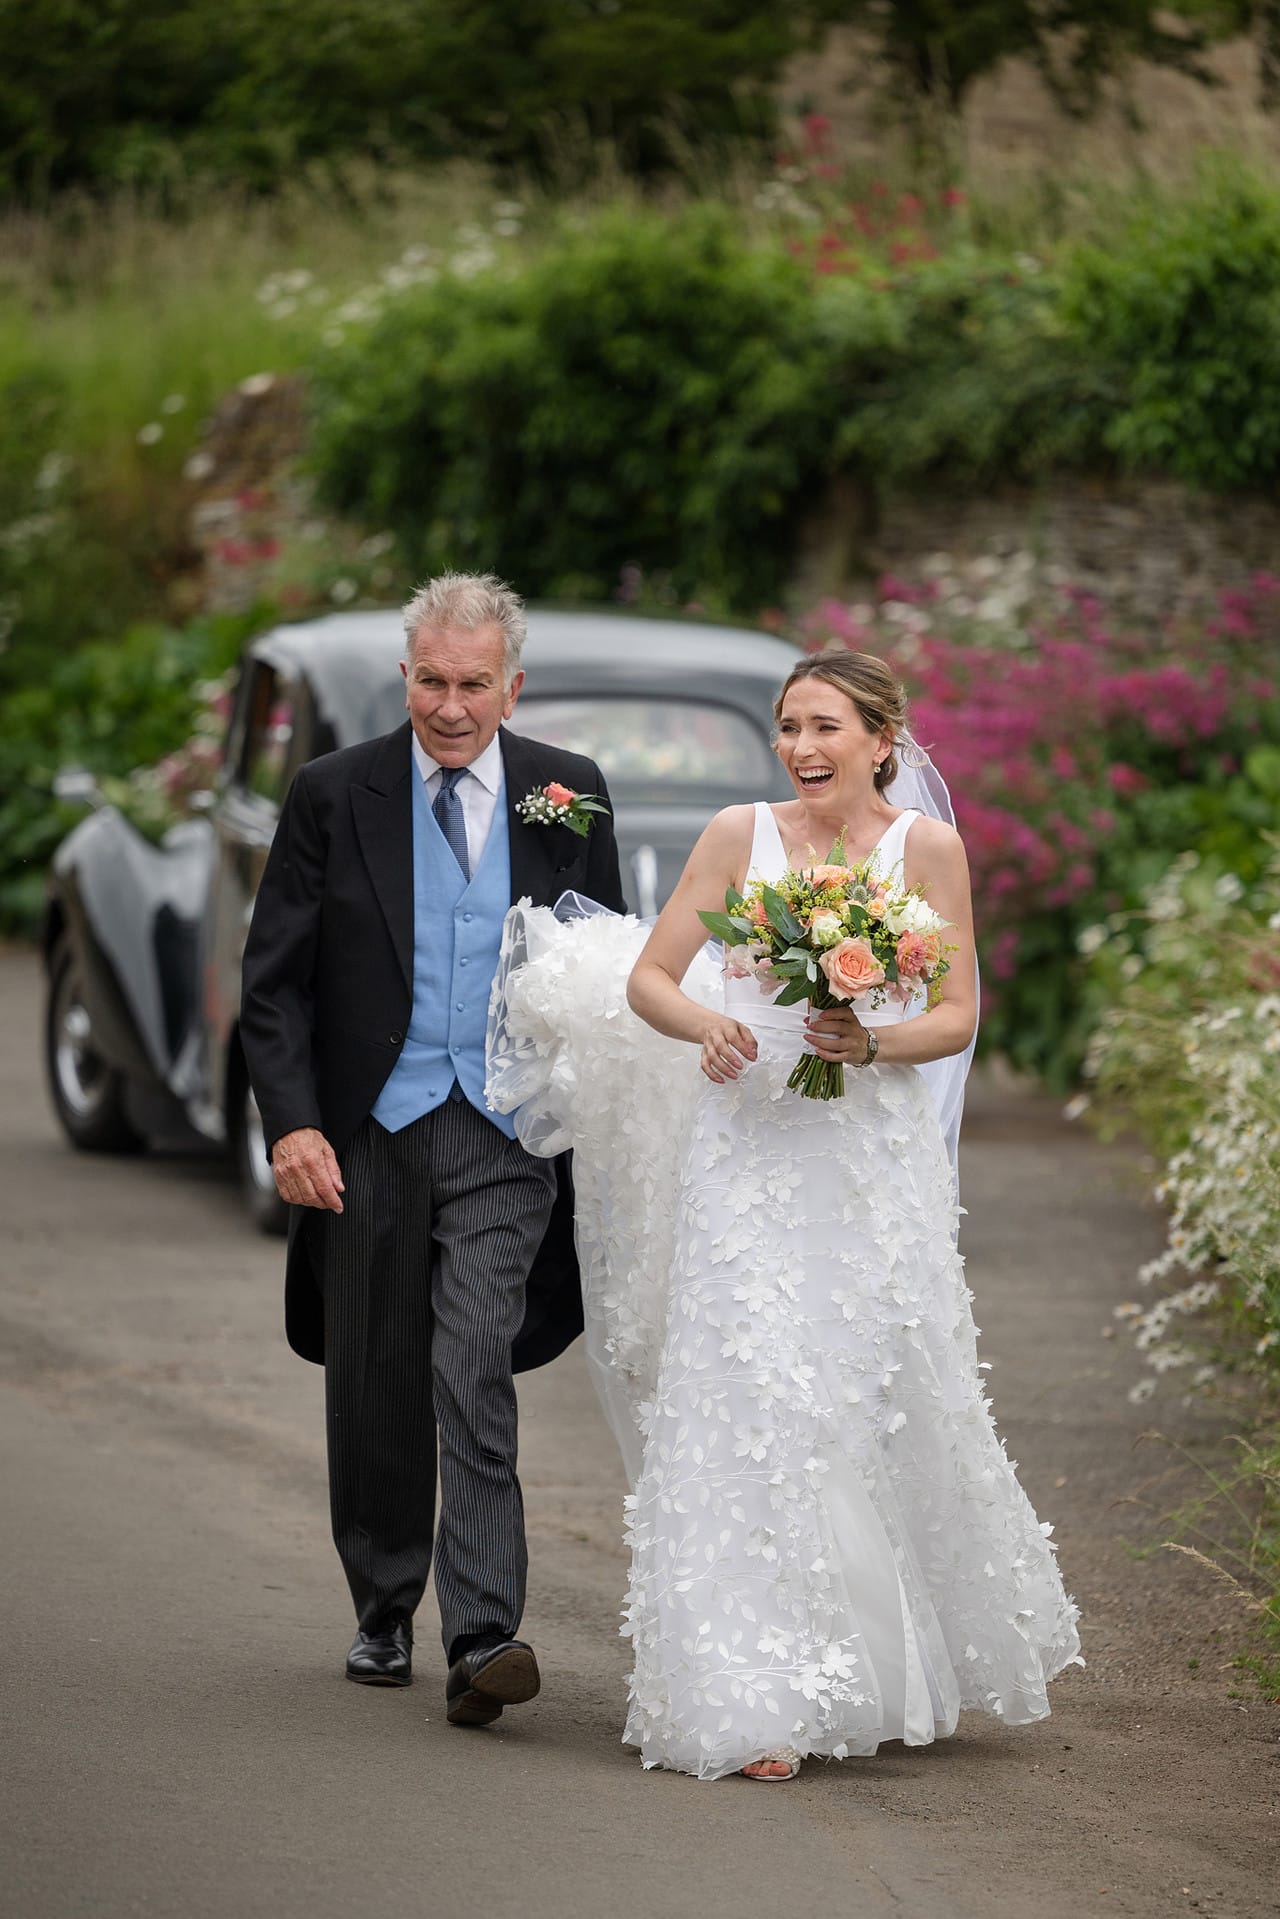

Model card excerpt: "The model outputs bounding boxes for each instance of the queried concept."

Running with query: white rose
[808,908,845,948]
[887,893,942,936]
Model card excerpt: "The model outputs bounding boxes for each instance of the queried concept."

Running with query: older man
[240,573,625,1725]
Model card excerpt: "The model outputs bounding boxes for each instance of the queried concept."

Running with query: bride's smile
[774,676,897,856]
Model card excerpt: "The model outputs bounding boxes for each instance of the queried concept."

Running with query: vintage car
[42,607,798,1231]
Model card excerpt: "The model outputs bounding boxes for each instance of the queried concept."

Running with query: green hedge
[1061,168,1280,489]
[310,207,840,609]
[0,0,797,197]
[309,175,1280,612]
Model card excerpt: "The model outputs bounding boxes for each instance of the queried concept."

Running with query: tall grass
[0,168,526,483]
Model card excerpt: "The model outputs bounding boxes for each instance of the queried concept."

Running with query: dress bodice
[723,801,924,1032]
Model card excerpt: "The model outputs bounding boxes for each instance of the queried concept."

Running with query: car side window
[238,664,296,807]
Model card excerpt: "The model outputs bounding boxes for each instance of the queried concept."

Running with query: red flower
[801,112,831,154]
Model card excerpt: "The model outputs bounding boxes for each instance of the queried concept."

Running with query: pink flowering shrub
[804,581,1280,1083]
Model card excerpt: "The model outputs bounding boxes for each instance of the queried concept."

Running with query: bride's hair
[773,652,909,793]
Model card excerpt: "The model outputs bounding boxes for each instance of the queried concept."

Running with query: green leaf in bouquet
[762,885,802,941]
[772,976,814,1007]
[726,884,746,910]
[697,907,748,942]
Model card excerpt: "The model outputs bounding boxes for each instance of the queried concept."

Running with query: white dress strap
[747,801,787,885]
[872,808,920,880]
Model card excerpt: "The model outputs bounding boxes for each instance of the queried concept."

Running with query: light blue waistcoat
[371,765,516,1138]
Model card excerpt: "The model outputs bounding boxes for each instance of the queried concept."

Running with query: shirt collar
[410,729,504,794]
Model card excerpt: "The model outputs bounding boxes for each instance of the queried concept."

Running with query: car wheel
[235,1076,289,1236]
[45,937,145,1153]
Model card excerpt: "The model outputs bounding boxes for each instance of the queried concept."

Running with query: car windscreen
[511,696,774,792]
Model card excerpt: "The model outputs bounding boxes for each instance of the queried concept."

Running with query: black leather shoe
[346,1617,413,1686]
[445,1638,540,1726]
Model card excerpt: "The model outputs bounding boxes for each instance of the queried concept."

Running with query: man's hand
[270,1127,345,1212]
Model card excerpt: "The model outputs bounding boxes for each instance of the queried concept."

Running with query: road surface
[1,948,1274,1919]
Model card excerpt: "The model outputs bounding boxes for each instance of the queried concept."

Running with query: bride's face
[775,679,889,805]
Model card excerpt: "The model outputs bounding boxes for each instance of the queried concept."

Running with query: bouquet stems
[787,1051,845,1100]
[786,983,847,1099]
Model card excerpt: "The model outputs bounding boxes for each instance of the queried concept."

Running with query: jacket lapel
[350,722,414,993]
[500,727,564,908]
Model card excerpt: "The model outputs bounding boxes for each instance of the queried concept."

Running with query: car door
[200,655,308,1133]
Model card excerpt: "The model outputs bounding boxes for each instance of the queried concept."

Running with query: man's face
[401,622,523,767]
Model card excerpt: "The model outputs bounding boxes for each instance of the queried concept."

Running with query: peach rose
[818,936,885,1001]
[544,781,576,808]
[746,898,770,927]
[805,863,854,890]
[866,895,888,921]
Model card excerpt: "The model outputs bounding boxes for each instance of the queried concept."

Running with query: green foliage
[0,0,805,199]
[0,612,254,930]
[819,258,1107,487]
[310,207,839,607]
[1083,847,1280,1692]
[1062,169,1280,488]
[303,170,1280,618]
[0,393,187,697]
[1086,845,1280,1350]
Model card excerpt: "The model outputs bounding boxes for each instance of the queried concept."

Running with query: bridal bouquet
[698,835,955,1100]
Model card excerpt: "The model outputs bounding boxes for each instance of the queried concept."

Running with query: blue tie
[433,766,470,881]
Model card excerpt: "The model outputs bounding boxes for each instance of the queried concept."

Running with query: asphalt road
[1,946,1275,1919]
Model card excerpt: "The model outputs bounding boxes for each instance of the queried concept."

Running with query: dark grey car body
[41,609,798,1225]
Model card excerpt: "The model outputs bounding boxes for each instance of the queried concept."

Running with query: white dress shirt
[411,730,504,872]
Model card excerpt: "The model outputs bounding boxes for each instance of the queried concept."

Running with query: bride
[488,650,1081,1781]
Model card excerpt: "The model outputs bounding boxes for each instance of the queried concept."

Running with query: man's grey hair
[402,572,527,683]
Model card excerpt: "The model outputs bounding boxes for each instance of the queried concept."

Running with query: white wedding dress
[488,801,1082,1780]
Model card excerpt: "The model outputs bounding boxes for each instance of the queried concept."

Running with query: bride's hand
[805,1004,872,1064]
[699,1015,758,1084]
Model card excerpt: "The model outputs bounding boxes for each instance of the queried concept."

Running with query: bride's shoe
[741,1746,802,1781]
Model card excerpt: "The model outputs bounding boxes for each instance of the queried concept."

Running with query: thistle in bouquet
[698,833,956,1099]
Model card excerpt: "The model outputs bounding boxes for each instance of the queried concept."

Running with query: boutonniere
[515,782,609,838]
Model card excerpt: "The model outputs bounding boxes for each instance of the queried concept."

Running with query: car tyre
[45,936,145,1153]
[235,1074,289,1237]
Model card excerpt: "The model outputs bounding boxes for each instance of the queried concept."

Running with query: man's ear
[503,668,526,719]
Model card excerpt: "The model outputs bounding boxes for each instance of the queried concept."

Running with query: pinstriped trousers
[316,1100,557,1656]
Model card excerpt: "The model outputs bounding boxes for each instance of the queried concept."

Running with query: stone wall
[183,376,1280,628]
[799,474,1280,625]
